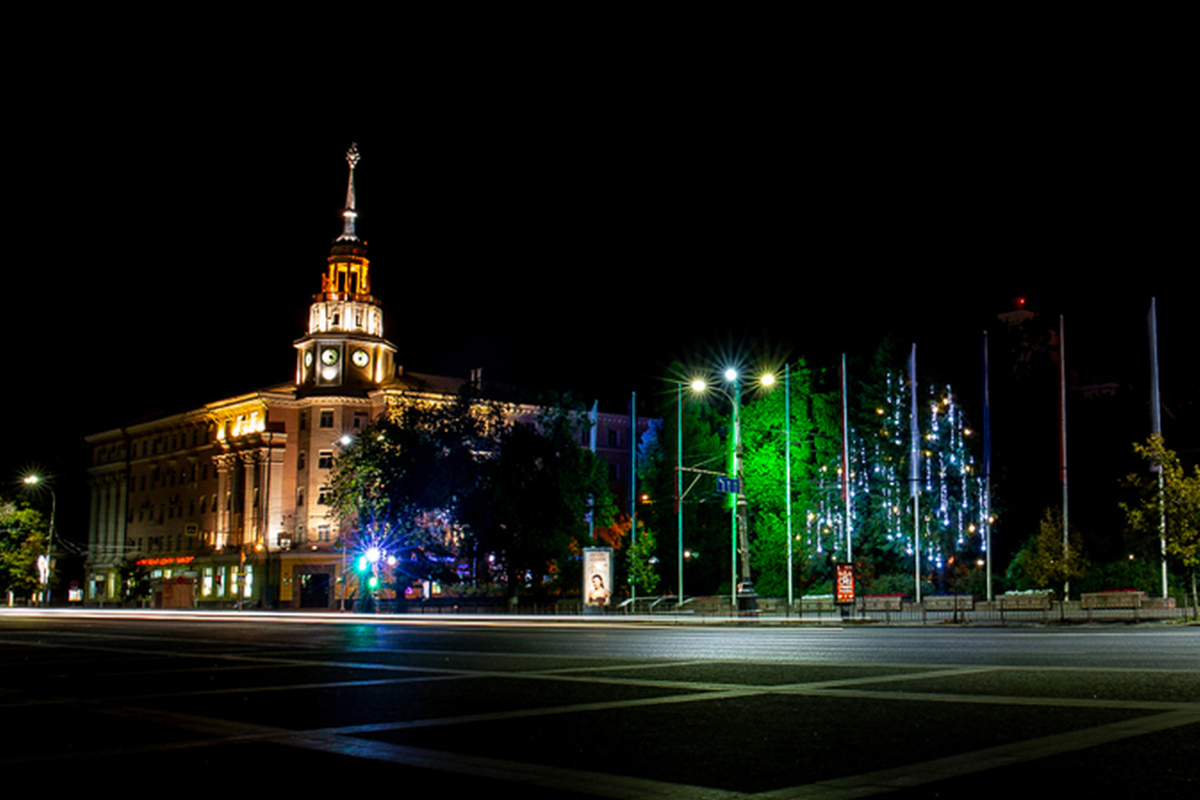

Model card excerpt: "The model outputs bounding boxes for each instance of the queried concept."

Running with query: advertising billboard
[583,547,613,609]
[835,562,855,605]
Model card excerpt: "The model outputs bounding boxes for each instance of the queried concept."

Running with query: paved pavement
[1,610,1196,797]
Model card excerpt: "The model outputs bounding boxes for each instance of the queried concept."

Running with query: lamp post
[23,475,57,607]
[691,368,776,613]
[674,376,715,610]
[677,382,684,609]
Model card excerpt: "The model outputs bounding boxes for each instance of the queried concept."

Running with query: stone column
[216,455,233,548]
[241,451,260,548]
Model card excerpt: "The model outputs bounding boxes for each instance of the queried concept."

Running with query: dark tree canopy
[466,406,616,597]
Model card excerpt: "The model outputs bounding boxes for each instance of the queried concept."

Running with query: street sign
[716,476,740,494]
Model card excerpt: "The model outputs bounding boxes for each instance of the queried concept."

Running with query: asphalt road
[2,610,1196,797]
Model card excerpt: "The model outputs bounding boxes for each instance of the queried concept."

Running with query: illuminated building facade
[84,145,650,609]
[85,146,480,608]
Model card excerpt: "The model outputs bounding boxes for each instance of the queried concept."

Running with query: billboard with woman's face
[584,547,613,607]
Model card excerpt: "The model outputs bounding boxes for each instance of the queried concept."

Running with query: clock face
[304,351,314,367]
[352,349,369,368]
[321,348,339,366]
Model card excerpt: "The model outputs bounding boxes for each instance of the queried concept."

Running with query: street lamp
[676,379,700,609]
[689,367,775,614]
[23,474,57,608]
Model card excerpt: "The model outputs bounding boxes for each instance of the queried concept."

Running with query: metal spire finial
[337,143,360,242]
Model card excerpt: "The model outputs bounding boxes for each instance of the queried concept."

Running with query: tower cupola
[294,144,397,395]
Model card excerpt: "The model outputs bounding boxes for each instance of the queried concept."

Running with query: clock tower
[295,144,397,395]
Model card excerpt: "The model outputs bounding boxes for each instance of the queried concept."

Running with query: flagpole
[983,331,993,602]
[785,362,794,612]
[588,400,598,543]
[1060,316,1069,600]
[630,392,637,606]
[677,383,684,608]
[841,354,852,562]
[910,344,921,604]
[1149,298,1167,599]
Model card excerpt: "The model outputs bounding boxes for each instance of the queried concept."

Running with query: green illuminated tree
[740,361,839,598]
[627,523,660,596]
[635,368,729,596]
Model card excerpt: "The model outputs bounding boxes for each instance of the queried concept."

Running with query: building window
[317,486,330,505]
[608,430,619,447]
[298,452,306,470]
[319,410,334,428]
[318,451,333,469]
[300,411,308,431]
[318,524,330,542]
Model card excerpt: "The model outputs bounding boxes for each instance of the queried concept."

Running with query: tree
[635,367,730,596]
[0,499,47,599]
[627,523,660,596]
[739,360,839,598]
[1006,507,1087,599]
[1121,434,1200,613]
[327,389,503,585]
[468,405,616,599]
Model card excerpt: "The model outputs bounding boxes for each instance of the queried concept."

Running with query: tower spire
[337,143,361,242]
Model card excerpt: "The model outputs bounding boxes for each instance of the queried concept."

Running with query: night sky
[8,28,1195,556]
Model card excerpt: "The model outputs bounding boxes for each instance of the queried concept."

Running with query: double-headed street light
[688,367,778,613]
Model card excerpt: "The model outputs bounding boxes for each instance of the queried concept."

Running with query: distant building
[83,146,646,609]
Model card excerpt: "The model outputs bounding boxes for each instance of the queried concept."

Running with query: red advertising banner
[835,563,855,604]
